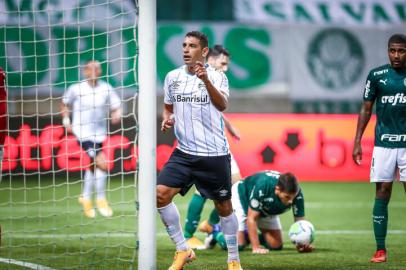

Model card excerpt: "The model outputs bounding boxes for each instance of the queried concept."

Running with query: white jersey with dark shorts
[63,80,121,157]
[158,65,232,201]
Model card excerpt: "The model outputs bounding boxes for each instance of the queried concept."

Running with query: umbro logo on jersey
[219,189,229,197]
[198,82,207,92]
[379,79,387,85]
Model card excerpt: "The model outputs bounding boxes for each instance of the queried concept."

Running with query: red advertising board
[223,114,375,181]
[2,114,375,181]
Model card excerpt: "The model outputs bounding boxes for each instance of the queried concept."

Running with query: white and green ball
[288,220,315,246]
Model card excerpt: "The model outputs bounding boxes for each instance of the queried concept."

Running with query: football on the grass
[288,220,315,245]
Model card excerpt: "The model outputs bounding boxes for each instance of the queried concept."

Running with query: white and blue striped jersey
[164,65,230,157]
[63,80,121,143]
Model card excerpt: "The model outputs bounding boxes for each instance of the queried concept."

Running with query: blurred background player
[183,45,243,250]
[157,32,243,270]
[61,60,122,218]
[211,170,313,253]
[353,34,406,263]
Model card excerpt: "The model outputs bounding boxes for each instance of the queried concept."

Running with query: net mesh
[0,0,138,269]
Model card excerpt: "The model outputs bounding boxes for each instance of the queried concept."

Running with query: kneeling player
[214,170,313,253]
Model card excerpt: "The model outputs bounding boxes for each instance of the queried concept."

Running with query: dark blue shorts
[80,141,103,159]
[158,148,232,201]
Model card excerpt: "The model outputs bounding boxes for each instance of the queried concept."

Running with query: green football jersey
[363,64,406,148]
[237,170,304,218]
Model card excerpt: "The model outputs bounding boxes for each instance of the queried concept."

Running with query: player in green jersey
[212,170,313,254]
[353,33,406,263]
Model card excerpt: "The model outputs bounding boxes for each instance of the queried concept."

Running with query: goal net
[0,0,139,269]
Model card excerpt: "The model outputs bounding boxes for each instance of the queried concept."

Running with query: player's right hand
[252,247,269,254]
[352,142,362,165]
[161,117,174,133]
[65,125,73,133]
[296,244,314,253]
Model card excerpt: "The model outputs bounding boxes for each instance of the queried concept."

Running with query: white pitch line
[0,258,57,270]
[4,230,406,239]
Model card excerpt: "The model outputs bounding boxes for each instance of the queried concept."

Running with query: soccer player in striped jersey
[183,45,243,250]
[157,32,243,270]
[353,34,406,263]
[61,60,121,218]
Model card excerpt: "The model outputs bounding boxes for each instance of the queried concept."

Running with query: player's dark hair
[208,44,230,58]
[277,173,299,194]
[185,31,208,49]
[388,34,406,46]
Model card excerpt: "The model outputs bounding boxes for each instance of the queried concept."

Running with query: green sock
[208,208,220,225]
[373,198,389,251]
[184,193,206,238]
[215,232,228,250]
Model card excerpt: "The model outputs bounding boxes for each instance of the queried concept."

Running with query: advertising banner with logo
[288,26,406,100]
[3,114,375,181]
[222,114,375,181]
[235,0,406,27]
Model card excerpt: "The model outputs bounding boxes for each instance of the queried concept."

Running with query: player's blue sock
[184,193,206,238]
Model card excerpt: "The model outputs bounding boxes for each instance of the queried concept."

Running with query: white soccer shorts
[231,182,282,232]
[370,146,406,182]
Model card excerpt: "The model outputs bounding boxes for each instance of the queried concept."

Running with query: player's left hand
[194,61,208,82]
[296,243,314,253]
[229,127,241,141]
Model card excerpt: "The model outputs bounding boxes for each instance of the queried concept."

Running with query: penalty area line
[0,258,57,270]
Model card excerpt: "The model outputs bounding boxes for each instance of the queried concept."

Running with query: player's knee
[156,186,171,207]
[214,200,233,216]
[376,187,391,199]
[271,244,283,251]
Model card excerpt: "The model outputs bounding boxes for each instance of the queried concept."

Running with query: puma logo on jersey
[379,79,387,85]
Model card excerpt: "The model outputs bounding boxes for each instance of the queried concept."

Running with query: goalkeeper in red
[61,60,121,218]
[353,34,406,263]
[157,31,243,270]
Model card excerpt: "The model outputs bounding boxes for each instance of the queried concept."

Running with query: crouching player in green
[212,170,313,253]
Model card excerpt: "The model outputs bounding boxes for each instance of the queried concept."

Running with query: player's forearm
[294,216,305,222]
[354,105,373,143]
[162,105,174,121]
[247,218,261,249]
[203,79,228,112]
[60,103,70,119]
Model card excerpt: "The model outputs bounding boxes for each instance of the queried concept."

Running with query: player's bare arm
[352,101,374,165]
[195,61,228,112]
[60,102,72,133]
[161,103,174,133]
[247,207,269,254]
[223,115,241,140]
[110,108,122,125]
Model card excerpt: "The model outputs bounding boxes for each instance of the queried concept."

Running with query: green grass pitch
[0,178,406,269]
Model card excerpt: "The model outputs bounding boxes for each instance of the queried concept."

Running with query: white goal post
[137,0,157,269]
